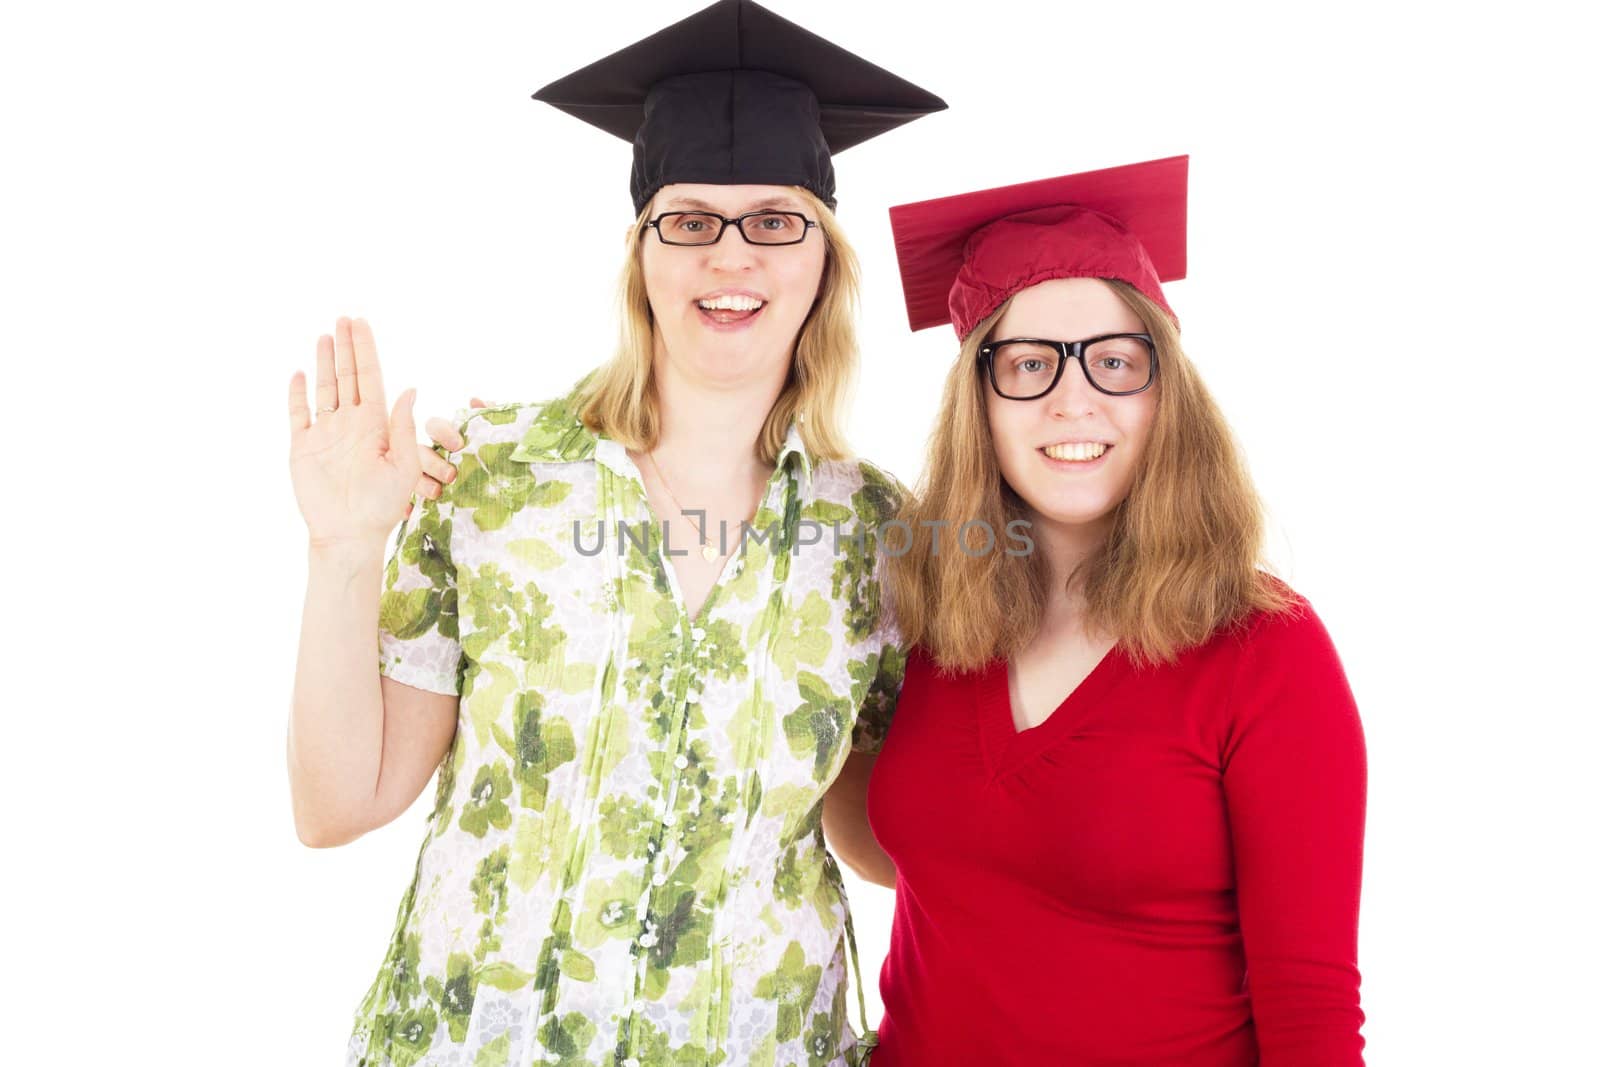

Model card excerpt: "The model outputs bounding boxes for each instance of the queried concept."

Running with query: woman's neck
[644,343,787,492]
[1027,510,1114,626]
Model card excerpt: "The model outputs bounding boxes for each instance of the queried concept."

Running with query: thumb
[389,389,419,471]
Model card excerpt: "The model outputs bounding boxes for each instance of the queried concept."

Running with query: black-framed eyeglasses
[645,210,818,246]
[978,333,1158,399]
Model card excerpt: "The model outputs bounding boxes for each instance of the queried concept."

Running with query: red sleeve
[1221,600,1368,1065]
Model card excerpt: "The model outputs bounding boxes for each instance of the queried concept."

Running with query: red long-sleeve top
[867,595,1367,1065]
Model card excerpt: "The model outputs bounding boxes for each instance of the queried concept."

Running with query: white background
[3,0,1596,1063]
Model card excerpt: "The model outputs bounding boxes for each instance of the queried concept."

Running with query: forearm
[823,751,897,888]
[287,537,389,846]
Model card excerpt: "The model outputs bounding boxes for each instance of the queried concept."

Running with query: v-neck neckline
[606,442,787,629]
[976,644,1131,777]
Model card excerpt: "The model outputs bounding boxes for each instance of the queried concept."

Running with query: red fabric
[867,596,1367,1065]
[887,155,1188,337]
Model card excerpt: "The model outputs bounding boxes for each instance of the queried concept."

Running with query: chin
[1028,493,1121,530]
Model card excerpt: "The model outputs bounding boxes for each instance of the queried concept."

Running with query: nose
[703,229,760,272]
[1045,356,1098,418]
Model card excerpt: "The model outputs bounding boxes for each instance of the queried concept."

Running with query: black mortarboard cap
[531,0,947,214]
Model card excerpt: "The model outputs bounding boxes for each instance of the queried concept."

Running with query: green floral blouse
[349,389,907,1067]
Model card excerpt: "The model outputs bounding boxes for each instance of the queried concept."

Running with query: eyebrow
[660,195,804,214]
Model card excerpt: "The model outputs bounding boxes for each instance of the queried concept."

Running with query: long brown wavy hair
[888,279,1292,671]
[576,187,860,464]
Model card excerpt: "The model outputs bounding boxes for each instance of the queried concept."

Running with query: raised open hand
[287,317,420,546]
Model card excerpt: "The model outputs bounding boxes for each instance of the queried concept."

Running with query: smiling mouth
[696,294,765,325]
[1040,442,1110,462]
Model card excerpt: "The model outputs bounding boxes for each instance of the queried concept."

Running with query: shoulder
[433,394,593,466]
[808,456,908,524]
[1228,581,1340,664]
[1218,581,1359,724]
[445,399,549,452]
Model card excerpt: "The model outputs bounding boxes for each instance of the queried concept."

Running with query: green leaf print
[783,671,852,781]
[453,442,542,531]
[490,691,576,811]
[465,661,518,748]
[509,798,573,892]
[428,733,464,835]
[753,941,823,1044]
[536,1011,597,1067]
[473,1032,512,1067]
[696,616,749,681]
[772,841,816,910]
[378,587,438,642]
[386,930,424,1007]
[848,642,907,755]
[557,949,597,981]
[598,794,654,860]
[461,562,516,659]
[387,1002,437,1067]
[470,845,510,917]
[459,763,513,838]
[642,887,713,999]
[768,590,833,679]
[506,536,564,570]
[806,983,849,1067]
[516,392,595,460]
[427,951,477,1042]
[478,405,520,426]
[507,581,566,663]
[626,1013,717,1067]
[573,870,642,949]
[475,961,535,991]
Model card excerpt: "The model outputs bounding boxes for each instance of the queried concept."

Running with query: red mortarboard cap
[888,156,1189,338]
[533,0,946,214]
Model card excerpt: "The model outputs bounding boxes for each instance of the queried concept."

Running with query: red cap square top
[888,155,1188,339]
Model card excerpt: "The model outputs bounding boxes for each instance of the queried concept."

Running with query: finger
[314,334,336,415]
[352,317,385,412]
[412,474,444,500]
[423,415,465,452]
[470,396,489,408]
[416,442,458,485]
[387,388,419,476]
[334,317,360,408]
[288,370,311,433]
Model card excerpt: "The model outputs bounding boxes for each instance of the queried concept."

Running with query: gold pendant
[701,542,719,562]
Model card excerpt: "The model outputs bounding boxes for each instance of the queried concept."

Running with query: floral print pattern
[349,388,906,1066]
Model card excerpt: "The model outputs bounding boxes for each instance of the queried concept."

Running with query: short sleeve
[848,463,910,756]
[850,586,907,755]
[377,484,464,696]
[1222,598,1367,1063]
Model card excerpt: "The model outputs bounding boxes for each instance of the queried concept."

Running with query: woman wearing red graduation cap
[284,2,942,1064]
[865,157,1368,1065]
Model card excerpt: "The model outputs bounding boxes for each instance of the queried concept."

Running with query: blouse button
[691,626,706,641]
[674,754,689,770]
[662,811,678,827]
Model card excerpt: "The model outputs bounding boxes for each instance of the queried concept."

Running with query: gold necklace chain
[643,450,725,561]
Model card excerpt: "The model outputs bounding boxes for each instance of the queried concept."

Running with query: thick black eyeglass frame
[977,333,1159,399]
[645,210,818,246]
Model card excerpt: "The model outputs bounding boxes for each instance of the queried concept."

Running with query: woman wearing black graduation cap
[285,2,940,1065]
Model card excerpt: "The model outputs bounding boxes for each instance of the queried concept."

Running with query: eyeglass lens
[656,211,808,245]
[989,338,1153,397]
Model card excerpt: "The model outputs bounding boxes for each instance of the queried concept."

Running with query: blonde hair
[888,279,1292,671]
[575,187,860,463]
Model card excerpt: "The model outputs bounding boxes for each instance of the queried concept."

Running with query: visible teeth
[697,294,764,312]
[1042,442,1108,462]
